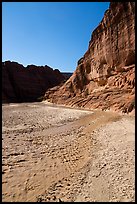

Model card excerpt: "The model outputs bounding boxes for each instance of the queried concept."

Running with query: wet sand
[2,102,135,202]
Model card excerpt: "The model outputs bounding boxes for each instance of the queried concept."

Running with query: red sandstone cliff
[44,2,135,113]
[2,61,65,103]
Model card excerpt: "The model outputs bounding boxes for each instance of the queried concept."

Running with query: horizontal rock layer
[44,2,135,113]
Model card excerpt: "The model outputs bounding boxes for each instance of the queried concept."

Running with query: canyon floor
[2,102,135,202]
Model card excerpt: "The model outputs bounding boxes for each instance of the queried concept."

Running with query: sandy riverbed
[2,102,135,202]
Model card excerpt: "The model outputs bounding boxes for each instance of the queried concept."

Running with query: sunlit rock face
[45,2,135,113]
[2,61,65,103]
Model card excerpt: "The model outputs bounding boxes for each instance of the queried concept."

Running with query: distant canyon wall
[2,61,65,103]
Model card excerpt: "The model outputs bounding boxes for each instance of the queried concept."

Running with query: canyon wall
[2,61,65,103]
[45,2,135,113]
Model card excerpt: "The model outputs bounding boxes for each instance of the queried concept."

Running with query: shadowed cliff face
[44,2,135,113]
[2,61,65,103]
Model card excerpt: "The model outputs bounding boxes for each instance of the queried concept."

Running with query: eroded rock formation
[2,61,65,103]
[44,2,135,113]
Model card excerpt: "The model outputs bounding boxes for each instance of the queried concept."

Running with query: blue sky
[2,2,110,72]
